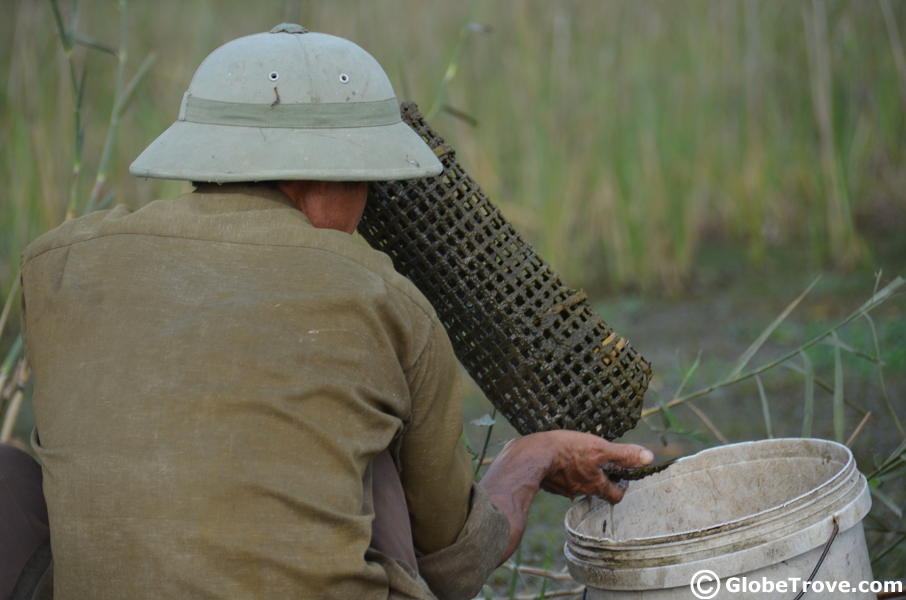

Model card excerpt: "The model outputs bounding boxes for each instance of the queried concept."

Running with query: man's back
[21,184,475,598]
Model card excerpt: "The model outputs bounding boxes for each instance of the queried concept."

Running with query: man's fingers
[593,471,627,504]
[602,442,654,468]
[534,432,654,501]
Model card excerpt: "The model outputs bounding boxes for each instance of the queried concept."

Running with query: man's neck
[277,181,368,233]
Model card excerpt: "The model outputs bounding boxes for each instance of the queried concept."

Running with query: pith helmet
[130,23,442,182]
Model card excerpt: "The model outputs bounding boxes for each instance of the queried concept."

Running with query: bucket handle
[792,516,839,600]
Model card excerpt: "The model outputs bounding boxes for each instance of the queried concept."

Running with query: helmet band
[178,94,402,129]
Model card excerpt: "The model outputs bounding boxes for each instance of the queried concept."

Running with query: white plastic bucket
[565,438,874,599]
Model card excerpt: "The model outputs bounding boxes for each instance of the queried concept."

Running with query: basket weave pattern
[359,102,652,439]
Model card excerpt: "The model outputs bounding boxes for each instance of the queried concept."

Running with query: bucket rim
[563,438,872,591]
[565,438,855,547]
[565,483,871,590]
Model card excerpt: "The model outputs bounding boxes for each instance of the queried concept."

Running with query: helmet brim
[129,119,443,183]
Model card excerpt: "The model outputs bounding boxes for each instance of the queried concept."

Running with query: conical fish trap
[359,102,652,439]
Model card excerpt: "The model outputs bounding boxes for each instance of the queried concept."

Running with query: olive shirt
[20,184,509,599]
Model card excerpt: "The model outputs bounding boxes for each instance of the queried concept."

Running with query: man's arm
[400,320,654,596]
[479,431,654,562]
[398,323,508,599]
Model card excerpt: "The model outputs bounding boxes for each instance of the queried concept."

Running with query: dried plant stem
[845,411,872,448]
[474,406,497,476]
[685,402,729,444]
[499,563,574,582]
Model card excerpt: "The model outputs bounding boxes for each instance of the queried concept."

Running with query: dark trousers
[0,444,50,600]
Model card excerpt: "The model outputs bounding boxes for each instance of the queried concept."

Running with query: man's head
[130,24,441,191]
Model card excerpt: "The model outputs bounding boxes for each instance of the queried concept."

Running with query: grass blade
[869,485,903,519]
[0,388,24,443]
[73,32,116,55]
[862,311,904,436]
[672,351,701,399]
[0,359,27,443]
[48,0,72,52]
[870,440,906,480]
[871,533,906,565]
[474,406,497,476]
[874,453,906,481]
[755,375,773,438]
[831,330,845,443]
[0,275,21,342]
[1,337,23,379]
[686,402,729,444]
[855,276,904,315]
[441,105,479,127]
[874,461,906,485]
[114,53,157,117]
[800,351,815,437]
[728,276,819,379]
[820,335,878,364]
[659,397,681,431]
[0,337,24,401]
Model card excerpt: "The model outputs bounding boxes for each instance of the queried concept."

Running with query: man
[19,24,653,599]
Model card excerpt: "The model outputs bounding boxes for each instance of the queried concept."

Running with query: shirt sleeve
[416,484,510,600]
[400,322,509,599]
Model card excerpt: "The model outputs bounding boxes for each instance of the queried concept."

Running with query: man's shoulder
[20,186,439,323]
[21,204,132,264]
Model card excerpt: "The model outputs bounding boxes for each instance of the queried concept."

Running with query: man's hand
[479,431,653,563]
[537,430,653,502]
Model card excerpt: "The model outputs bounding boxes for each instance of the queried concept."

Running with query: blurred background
[1,0,904,593]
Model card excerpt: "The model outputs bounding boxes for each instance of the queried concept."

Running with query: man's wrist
[494,433,556,488]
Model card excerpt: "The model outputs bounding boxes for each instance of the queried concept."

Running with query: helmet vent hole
[268,71,279,82]
[339,73,350,84]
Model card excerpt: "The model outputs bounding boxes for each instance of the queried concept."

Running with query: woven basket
[359,102,652,439]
